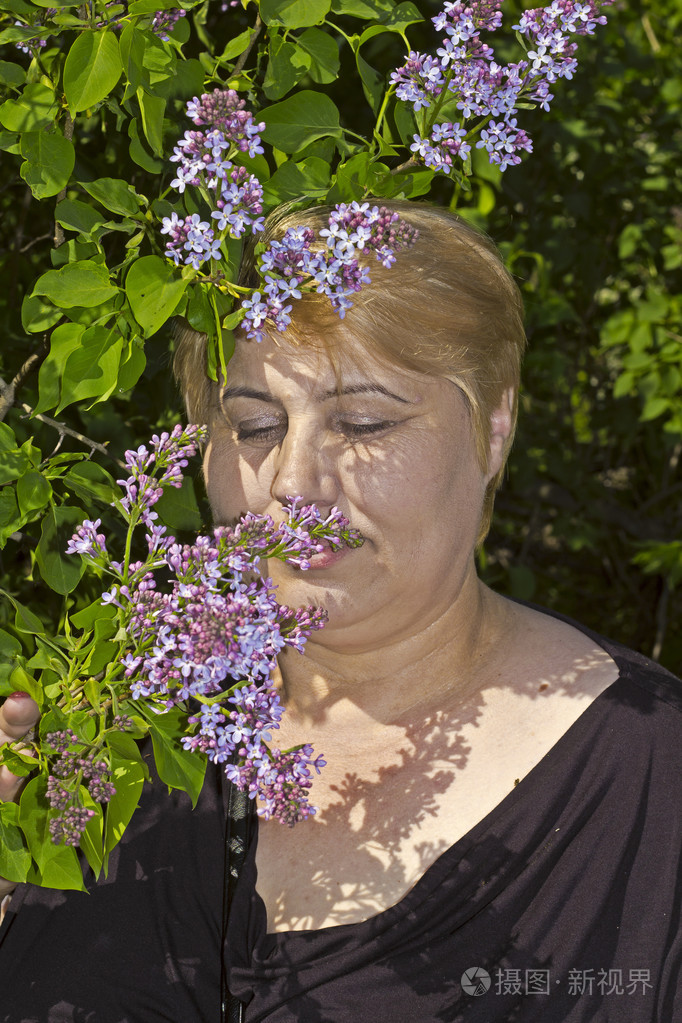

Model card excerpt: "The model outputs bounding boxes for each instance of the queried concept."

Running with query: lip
[304,541,352,570]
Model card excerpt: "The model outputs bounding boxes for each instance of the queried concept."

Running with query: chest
[253,683,609,933]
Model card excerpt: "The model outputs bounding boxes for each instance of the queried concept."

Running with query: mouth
[303,539,352,570]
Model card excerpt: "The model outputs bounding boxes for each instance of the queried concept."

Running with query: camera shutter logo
[461,967,492,996]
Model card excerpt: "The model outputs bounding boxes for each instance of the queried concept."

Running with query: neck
[275,571,510,730]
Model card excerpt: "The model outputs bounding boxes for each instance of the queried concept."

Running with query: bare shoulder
[487,594,621,703]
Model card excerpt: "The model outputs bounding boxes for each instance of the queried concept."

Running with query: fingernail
[8,691,32,699]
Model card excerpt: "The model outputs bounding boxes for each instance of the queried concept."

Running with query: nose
[270,418,338,511]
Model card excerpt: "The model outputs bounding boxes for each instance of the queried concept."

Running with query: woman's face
[204,333,507,654]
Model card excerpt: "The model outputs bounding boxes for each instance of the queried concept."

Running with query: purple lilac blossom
[241,202,419,341]
[65,429,363,827]
[392,0,613,175]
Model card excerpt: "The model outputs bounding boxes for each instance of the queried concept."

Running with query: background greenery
[0,0,680,676]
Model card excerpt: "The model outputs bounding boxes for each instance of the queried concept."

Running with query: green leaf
[35,322,85,414]
[63,30,123,114]
[79,793,104,876]
[8,663,41,703]
[103,754,146,862]
[297,27,340,84]
[0,83,56,132]
[261,0,331,27]
[21,293,63,334]
[118,21,147,93]
[0,803,31,885]
[356,50,383,114]
[0,60,26,87]
[0,422,30,485]
[16,471,52,517]
[55,198,108,236]
[0,488,21,547]
[79,177,144,217]
[0,590,45,635]
[136,86,165,156]
[330,0,393,15]
[329,151,372,200]
[263,33,311,101]
[125,255,188,336]
[70,599,116,632]
[154,476,202,532]
[364,0,421,37]
[36,504,87,594]
[128,116,163,172]
[148,709,206,805]
[63,460,118,505]
[19,129,75,199]
[261,91,341,153]
[0,131,20,154]
[20,776,86,889]
[219,27,254,61]
[116,340,146,393]
[33,261,119,309]
[58,326,125,412]
[262,156,330,207]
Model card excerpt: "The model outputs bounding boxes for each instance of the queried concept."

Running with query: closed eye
[341,421,395,439]
[236,424,283,442]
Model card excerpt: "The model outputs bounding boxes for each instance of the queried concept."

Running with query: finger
[0,692,40,743]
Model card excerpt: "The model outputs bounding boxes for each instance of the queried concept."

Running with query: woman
[1,201,680,1022]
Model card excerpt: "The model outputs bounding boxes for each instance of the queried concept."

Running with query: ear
[486,387,514,482]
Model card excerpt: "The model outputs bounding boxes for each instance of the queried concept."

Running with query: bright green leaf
[34,322,85,414]
[261,0,331,27]
[0,83,55,132]
[136,86,165,156]
[0,61,26,87]
[80,177,144,217]
[0,803,31,884]
[55,198,108,236]
[0,422,30,485]
[16,472,52,517]
[33,261,119,309]
[63,30,122,114]
[19,129,75,199]
[125,255,188,336]
[261,91,341,153]
[297,27,340,83]
[148,709,206,805]
[35,504,87,594]
[58,327,125,412]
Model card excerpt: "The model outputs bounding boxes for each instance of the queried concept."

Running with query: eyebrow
[221,383,412,405]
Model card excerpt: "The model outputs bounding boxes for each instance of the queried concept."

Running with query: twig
[0,350,45,422]
[54,110,75,248]
[233,16,262,75]
[641,14,661,53]
[17,403,128,471]
[390,157,419,176]
[19,231,53,254]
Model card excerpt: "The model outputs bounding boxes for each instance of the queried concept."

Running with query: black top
[1,610,681,1023]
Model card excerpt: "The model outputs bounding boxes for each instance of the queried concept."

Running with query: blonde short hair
[173,199,526,543]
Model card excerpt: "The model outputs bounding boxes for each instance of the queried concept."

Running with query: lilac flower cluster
[392,0,612,174]
[159,91,420,340]
[13,7,55,53]
[44,731,116,846]
[115,424,206,528]
[161,90,266,267]
[242,202,419,341]
[65,428,363,828]
[150,7,186,41]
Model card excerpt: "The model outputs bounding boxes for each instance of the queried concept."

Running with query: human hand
[0,692,40,900]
